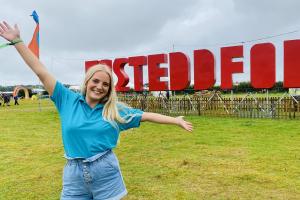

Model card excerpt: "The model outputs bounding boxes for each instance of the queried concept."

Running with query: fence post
[197,98,201,116]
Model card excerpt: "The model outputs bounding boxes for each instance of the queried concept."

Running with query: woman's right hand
[0,21,20,42]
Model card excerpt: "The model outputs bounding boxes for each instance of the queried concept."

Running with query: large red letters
[148,54,168,91]
[128,56,147,91]
[194,49,215,90]
[169,52,191,91]
[85,39,300,91]
[284,39,300,88]
[221,46,243,90]
[250,43,276,88]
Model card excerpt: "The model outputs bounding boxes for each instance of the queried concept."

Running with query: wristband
[9,38,23,45]
[0,38,23,49]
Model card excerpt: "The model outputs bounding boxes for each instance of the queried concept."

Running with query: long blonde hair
[81,64,125,125]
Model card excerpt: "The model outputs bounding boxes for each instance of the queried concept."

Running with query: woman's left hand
[176,116,193,132]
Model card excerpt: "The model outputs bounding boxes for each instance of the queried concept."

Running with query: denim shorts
[61,150,127,200]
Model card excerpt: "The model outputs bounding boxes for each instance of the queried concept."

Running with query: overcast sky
[0,0,300,87]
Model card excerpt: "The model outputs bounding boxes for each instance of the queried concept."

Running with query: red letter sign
[113,58,130,92]
[169,52,191,90]
[128,56,147,91]
[148,54,168,91]
[221,45,243,89]
[194,49,216,90]
[85,60,99,72]
[85,60,112,72]
[284,39,300,88]
[250,43,276,88]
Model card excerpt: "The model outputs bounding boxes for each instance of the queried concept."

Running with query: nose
[96,83,104,90]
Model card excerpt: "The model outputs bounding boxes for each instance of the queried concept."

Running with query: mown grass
[0,99,299,200]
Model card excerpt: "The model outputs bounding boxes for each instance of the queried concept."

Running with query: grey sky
[0,0,300,87]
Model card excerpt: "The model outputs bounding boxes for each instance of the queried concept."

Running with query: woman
[0,21,193,200]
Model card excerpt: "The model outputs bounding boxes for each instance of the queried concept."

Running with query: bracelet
[9,38,23,45]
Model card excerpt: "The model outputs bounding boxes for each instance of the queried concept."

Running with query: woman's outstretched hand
[176,116,193,132]
[0,21,20,41]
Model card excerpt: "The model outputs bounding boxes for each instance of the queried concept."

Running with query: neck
[85,96,99,108]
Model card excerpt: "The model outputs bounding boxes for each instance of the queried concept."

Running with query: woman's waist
[64,149,111,163]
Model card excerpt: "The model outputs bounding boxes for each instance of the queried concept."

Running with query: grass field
[0,99,299,200]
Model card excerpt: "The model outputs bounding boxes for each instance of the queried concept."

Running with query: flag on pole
[28,10,40,58]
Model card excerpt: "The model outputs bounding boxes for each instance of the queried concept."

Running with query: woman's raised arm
[0,21,56,95]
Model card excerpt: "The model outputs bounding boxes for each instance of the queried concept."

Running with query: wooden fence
[119,95,300,119]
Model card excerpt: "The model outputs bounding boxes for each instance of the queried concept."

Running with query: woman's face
[86,71,111,104]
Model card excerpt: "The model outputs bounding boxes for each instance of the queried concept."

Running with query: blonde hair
[81,64,125,126]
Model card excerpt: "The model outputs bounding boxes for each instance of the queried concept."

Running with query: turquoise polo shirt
[50,81,143,158]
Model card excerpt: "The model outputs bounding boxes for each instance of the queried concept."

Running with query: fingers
[184,126,193,132]
[0,21,16,33]
[3,21,12,30]
[14,24,19,31]
[0,22,7,32]
[185,121,192,126]
[177,116,193,132]
[182,121,192,131]
[185,123,193,132]
[181,119,192,126]
[181,121,193,132]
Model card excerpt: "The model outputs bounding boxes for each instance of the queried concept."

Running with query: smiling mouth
[92,90,104,95]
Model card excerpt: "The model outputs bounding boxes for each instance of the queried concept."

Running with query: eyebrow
[92,78,110,84]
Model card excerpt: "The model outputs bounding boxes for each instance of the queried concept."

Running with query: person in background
[2,93,10,106]
[13,95,19,105]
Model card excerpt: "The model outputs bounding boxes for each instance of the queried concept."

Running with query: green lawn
[0,99,299,200]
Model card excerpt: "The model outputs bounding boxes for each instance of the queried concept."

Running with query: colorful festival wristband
[9,38,23,45]
[0,38,23,49]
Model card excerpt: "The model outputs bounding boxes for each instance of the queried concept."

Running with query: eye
[103,82,110,87]
[92,79,99,84]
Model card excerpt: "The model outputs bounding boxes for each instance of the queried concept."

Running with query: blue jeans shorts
[61,150,127,200]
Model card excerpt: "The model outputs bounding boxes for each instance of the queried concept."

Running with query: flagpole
[28,10,41,111]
